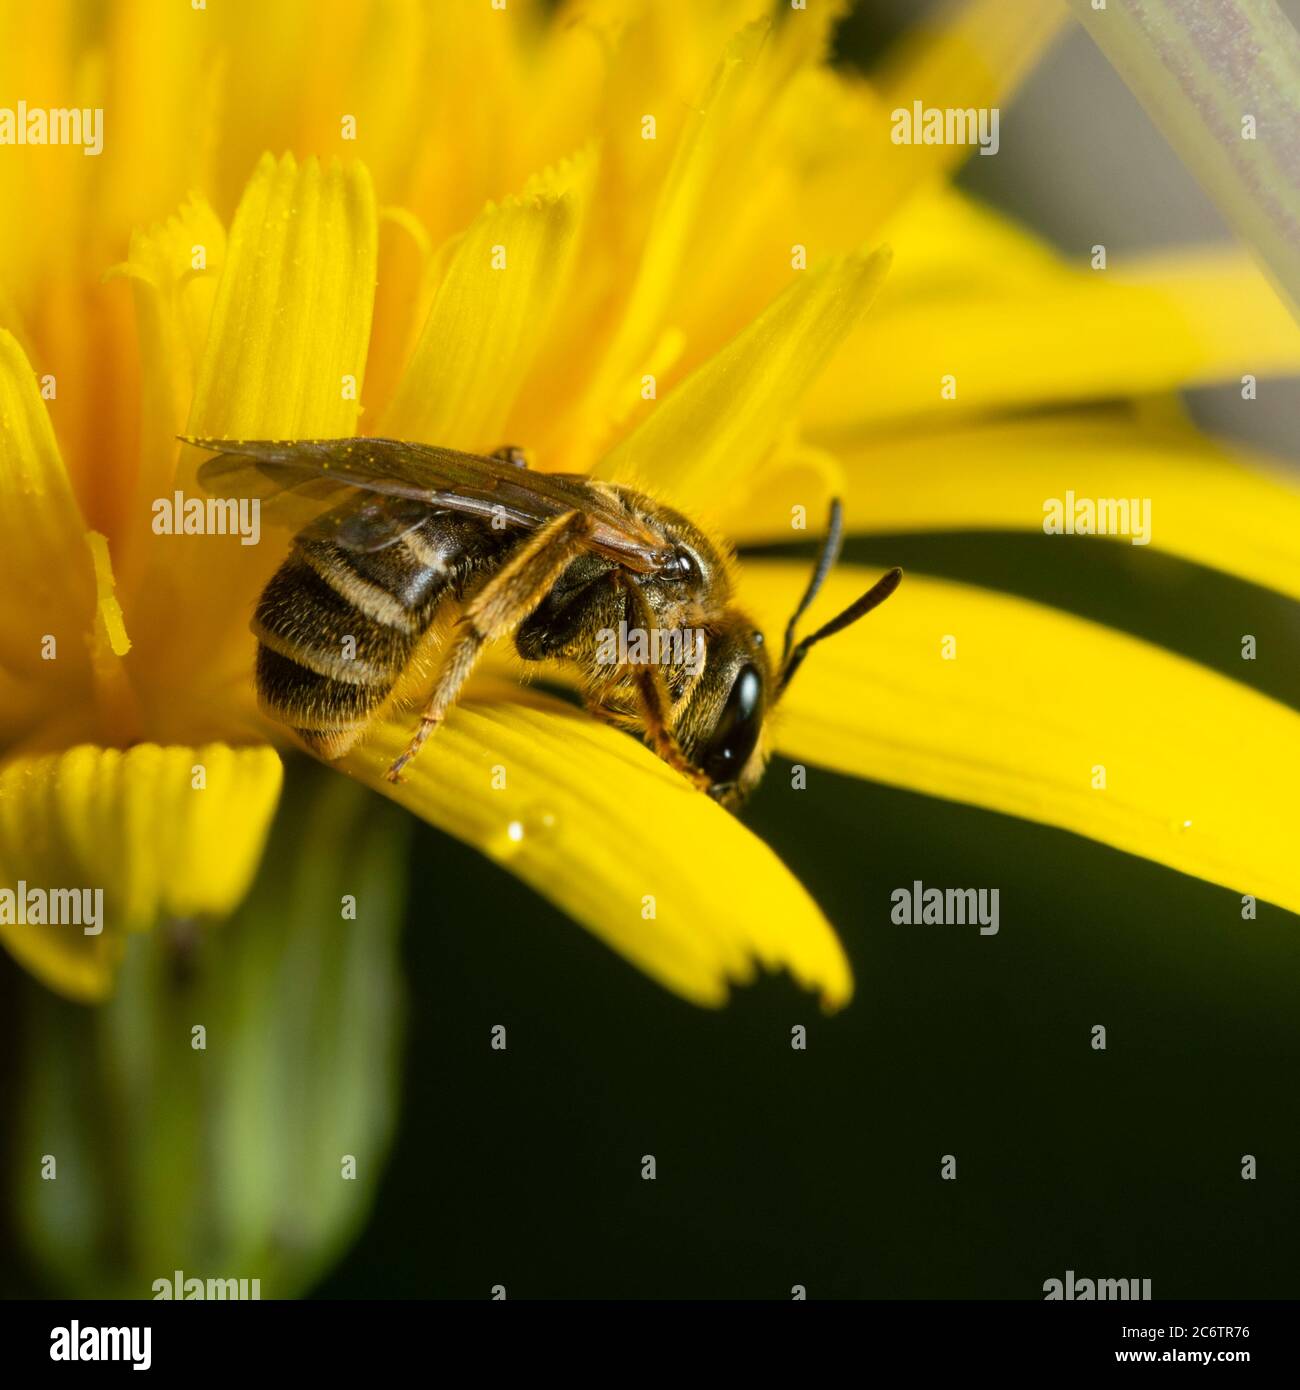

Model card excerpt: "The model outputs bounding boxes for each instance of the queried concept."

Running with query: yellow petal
[653,0,1063,347]
[0,743,283,1002]
[403,0,551,243]
[719,435,845,545]
[129,154,377,707]
[657,69,891,383]
[340,686,851,1009]
[362,206,436,425]
[384,149,595,449]
[865,184,1064,294]
[189,152,377,440]
[875,0,1068,192]
[573,21,772,433]
[0,329,95,689]
[82,530,142,747]
[807,239,1300,434]
[596,246,892,519]
[1113,246,1300,377]
[746,563,1300,916]
[105,191,227,566]
[831,414,1300,603]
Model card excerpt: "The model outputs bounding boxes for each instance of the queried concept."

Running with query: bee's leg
[624,666,711,792]
[385,510,591,782]
[613,574,711,792]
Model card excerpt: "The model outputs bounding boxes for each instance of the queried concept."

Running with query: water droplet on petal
[490,806,559,861]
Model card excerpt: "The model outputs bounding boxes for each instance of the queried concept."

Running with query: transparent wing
[299,495,440,553]
[191,436,672,570]
[192,456,431,552]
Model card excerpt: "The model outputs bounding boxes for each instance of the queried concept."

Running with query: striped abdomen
[253,511,514,758]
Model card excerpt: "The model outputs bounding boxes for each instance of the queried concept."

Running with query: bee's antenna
[778,565,902,696]
[781,498,845,669]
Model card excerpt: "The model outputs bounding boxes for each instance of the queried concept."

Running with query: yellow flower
[1,0,1298,1008]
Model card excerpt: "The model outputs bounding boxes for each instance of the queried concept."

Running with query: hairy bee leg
[614,574,711,792]
[627,667,711,791]
[386,509,593,782]
[579,685,705,784]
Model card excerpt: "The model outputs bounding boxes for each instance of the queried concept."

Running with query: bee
[194,437,901,808]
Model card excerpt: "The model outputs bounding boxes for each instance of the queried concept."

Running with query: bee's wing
[191,437,671,570]
[193,457,433,553]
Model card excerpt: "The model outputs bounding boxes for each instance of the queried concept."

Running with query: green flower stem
[1067,0,1300,324]
[13,764,410,1298]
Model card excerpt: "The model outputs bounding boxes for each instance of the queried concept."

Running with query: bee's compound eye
[662,547,698,582]
[701,663,764,783]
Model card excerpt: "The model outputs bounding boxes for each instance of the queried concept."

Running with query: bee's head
[677,618,773,810]
[683,501,901,811]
